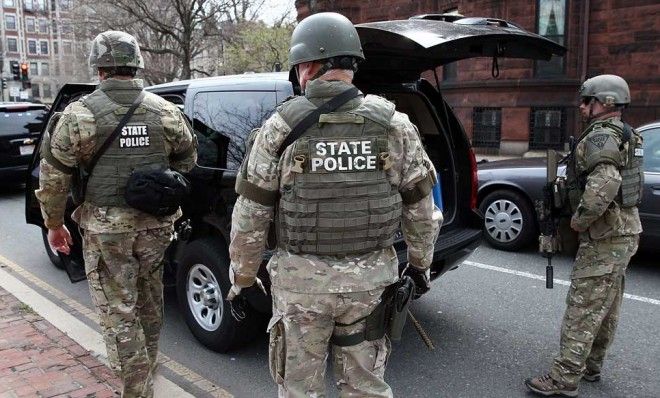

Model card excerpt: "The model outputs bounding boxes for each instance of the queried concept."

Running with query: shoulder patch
[587,133,610,149]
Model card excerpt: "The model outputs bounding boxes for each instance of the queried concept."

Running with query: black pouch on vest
[124,168,191,216]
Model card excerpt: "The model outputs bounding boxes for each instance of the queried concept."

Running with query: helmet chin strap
[586,100,621,123]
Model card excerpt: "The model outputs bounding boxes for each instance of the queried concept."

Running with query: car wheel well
[478,185,538,226]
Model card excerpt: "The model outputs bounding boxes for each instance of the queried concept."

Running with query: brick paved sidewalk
[0,286,120,398]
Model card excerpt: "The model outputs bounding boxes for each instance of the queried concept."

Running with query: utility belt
[330,276,415,347]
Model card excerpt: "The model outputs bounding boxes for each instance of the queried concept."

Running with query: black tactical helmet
[579,74,630,106]
[288,12,364,69]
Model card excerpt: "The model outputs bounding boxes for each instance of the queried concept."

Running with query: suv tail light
[469,148,478,209]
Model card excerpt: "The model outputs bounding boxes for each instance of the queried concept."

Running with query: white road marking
[463,260,660,306]
[0,253,232,398]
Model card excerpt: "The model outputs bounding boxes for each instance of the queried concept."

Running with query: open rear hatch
[355,15,566,82]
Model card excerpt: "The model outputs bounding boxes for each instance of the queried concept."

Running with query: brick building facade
[1,0,81,104]
[295,0,659,155]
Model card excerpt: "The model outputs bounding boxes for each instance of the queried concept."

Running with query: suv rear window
[0,107,47,136]
[192,91,277,170]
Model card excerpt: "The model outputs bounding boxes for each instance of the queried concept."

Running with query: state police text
[311,140,377,172]
[119,125,150,148]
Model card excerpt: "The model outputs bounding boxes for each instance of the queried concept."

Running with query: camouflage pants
[550,235,639,387]
[269,286,393,398]
[83,226,172,398]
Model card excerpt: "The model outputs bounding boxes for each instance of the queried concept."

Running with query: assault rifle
[536,149,564,289]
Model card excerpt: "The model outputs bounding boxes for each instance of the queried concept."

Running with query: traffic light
[1,78,6,90]
[20,62,28,81]
[10,61,20,80]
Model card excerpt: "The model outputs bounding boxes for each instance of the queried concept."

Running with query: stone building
[1,0,82,104]
[295,0,659,155]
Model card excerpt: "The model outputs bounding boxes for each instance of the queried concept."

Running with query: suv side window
[192,91,277,170]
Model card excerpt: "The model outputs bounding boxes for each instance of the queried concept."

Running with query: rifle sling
[276,87,360,157]
[84,91,146,175]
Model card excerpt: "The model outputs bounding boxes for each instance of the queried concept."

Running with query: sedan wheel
[484,199,523,243]
[479,189,536,251]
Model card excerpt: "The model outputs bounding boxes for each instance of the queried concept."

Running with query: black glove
[403,264,431,299]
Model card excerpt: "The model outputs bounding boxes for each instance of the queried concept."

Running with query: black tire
[479,189,536,251]
[41,228,64,269]
[176,237,261,352]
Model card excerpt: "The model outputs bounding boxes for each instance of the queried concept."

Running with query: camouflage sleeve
[228,113,288,287]
[162,103,197,172]
[389,111,441,269]
[571,163,622,231]
[34,110,80,229]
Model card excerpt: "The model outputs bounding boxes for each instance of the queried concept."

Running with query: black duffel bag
[125,168,190,216]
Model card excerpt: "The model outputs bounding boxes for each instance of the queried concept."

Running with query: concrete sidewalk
[0,286,120,397]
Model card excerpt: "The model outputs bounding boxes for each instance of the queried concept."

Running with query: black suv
[0,102,48,183]
[26,15,564,352]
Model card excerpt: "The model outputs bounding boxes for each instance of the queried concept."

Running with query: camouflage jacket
[229,79,441,294]
[35,78,197,233]
[570,116,642,239]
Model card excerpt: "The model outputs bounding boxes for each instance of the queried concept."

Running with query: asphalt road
[2,185,659,398]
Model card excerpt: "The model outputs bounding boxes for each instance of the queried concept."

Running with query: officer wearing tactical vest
[35,31,197,397]
[526,75,643,397]
[228,12,441,397]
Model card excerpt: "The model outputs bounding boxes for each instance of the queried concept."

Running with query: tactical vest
[82,90,168,207]
[276,95,402,256]
[566,120,643,210]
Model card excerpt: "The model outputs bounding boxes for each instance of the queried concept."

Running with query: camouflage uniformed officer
[526,75,643,397]
[36,31,196,398]
[228,12,441,398]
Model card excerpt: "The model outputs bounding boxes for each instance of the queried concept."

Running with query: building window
[3,0,15,7]
[54,63,60,76]
[32,83,40,99]
[26,17,36,33]
[52,20,57,34]
[64,62,73,76]
[53,41,59,54]
[28,40,38,55]
[63,41,72,54]
[443,62,457,81]
[43,84,52,98]
[535,0,566,77]
[24,0,33,11]
[30,62,38,76]
[60,0,71,11]
[529,107,566,150]
[40,41,48,54]
[41,62,49,76]
[39,19,48,34]
[472,108,502,148]
[7,38,18,53]
[35,0,45,11]
[5,14,16,30]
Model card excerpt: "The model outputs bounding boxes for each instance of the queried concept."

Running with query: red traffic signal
[20,62,29,81]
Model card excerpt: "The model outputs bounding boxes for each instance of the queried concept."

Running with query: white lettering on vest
[309,139,378,172]
[119,124,150,148]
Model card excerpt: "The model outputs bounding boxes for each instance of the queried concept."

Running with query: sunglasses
[581,97,594,105]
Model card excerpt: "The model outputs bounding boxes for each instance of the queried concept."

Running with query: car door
[26,83,97,227]
[639,124,660,243]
